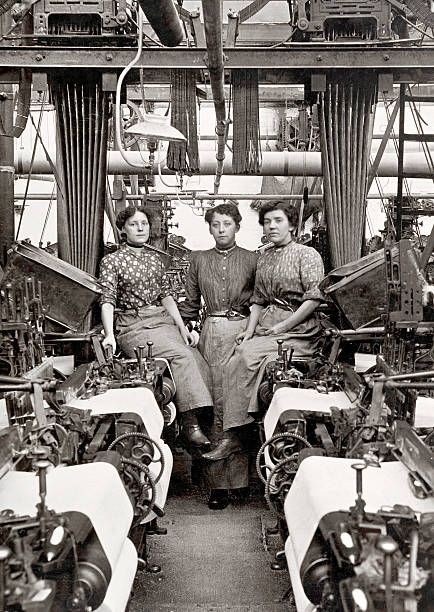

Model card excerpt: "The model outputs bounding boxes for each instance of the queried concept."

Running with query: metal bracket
[392,420,434,498]
[226,11,240,48]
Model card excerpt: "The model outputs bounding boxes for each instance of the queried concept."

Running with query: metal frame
[0,45,434,74]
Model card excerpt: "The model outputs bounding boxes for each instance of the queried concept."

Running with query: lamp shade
[124,114,186,143]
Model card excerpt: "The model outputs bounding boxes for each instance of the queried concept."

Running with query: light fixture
[125,114,186,166]
[124,114,186,144]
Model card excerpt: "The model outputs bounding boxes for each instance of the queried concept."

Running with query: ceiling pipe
[138,0,184,47]
[201,0,228,194]
[16,150,434,178]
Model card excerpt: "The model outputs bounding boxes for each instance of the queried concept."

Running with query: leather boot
[201,430,242,461]
[180,410,211,448]
[208,489,229,510]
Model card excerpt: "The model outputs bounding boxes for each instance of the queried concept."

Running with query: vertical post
[0,13,15,268]
[396,84,406,241]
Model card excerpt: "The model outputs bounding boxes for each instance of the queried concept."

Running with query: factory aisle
[129,454,292,612]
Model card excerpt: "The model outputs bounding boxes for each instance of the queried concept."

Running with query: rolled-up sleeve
[158,259,173,301]
[99,256,118,306]
[300,248,325,302]
[250,279,268,306]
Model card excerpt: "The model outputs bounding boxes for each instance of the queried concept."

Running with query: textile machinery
[0,327,176,609]
[0,427,137,611]
[257,236,434,607]
[285,438,434,611]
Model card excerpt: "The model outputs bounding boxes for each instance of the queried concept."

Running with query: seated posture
[99,206,212,447]
[221,200,325,443]
[179,202,257,509]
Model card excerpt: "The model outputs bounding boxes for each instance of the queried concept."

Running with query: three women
[99,199,325,507]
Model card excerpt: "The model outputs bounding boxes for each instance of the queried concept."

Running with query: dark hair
[205,201,242,226]
[258,200,299,228]
[115,205,160,240]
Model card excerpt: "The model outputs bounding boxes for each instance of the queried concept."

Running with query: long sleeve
[179,253,202,322]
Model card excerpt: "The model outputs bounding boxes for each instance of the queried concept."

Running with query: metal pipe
[16,149,434,178]
[138,0,184,47]
[0,82,14,267]
[396,84,406,240]
[14,192,434,201]
[202,0,227,194]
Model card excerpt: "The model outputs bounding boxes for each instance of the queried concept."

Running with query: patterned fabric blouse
[179,245,258,321]
[252,241,324,306]
[99,243,172,310]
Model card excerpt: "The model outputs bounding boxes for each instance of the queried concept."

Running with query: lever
[104,344,113,363]
[0,546,11,611]
[376,535,398,612]
[135,345,146,378]
[35,459,51,545]
[350,462,367,520]
[282,348,288,372]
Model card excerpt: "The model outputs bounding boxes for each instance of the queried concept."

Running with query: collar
[213,244,237,255]
[273,239,296,251]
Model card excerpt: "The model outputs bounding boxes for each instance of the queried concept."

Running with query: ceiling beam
[1,45,434,78]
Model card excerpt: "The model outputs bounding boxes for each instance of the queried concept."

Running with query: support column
[0,13,15,268]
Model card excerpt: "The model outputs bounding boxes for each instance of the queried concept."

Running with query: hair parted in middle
[115,205,161,241]
[258,200,299,228]
[204,200,242,227]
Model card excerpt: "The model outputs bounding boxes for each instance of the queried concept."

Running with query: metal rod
[202,0,227,193]
[396,84,406,240]
[14,192,434,201]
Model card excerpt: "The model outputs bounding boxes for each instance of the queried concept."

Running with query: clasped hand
[179,326,199,347]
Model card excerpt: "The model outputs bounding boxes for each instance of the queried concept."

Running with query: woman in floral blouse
[99,206,212,448]
[223,200,325,430]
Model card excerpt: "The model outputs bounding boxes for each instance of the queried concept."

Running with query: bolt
[106,53,113,61]
[383,54,390,61]
[35,54,43,62]
[316,55,322,62]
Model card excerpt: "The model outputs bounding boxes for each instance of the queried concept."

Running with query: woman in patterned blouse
[99,206,212,448]
[179,202,257,509]
[223,200,325,431]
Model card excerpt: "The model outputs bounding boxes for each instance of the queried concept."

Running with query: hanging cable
[115,10,149,169]
[16,93,47,239]
[39,183,56,247]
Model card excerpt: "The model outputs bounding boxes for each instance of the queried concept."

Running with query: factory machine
[256,238,434,608]
[0,266,175,610]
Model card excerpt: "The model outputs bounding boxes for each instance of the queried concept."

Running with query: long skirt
[198,316,249,490]
[116,307,212,413]
[223,304,322,428]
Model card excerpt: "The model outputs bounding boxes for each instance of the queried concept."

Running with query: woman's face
[122,211,150,246]
[209,212,239,249]
[263,209,294,246]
